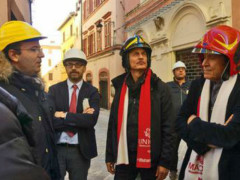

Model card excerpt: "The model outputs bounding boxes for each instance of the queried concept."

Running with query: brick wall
[176,48,202,81]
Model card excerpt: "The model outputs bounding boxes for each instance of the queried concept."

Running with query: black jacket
[176,75,240,180]
[0,72,60,180]
[0,87,50,180]
[105,71,175,169]
[167,80,191,119]
[48,80,100,159]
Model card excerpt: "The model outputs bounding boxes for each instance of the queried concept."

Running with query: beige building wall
[56,0,82,83]
[232,0,240,30]
[82,0,125,108]
[126,0,232,82]
[0,0,32,25]
[41,41,61,91]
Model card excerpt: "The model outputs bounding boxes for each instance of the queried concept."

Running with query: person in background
[176,25,240,180]
[167,61,191,180]
[48,48,100,180]
[0,21,60,180]
[105,35,175,180]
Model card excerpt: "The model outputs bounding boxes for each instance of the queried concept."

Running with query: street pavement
[65,109,188,180]
[88,109,114,180]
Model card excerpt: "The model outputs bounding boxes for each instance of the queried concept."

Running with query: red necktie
[67,84,78,137]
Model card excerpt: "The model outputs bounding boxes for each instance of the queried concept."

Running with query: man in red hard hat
[176,25,240,180]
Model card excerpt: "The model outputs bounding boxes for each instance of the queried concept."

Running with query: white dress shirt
[58,79,83,144]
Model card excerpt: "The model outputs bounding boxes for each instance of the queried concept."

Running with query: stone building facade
[0,0,32,25]
[124,0,236,82]
[82,0,125,109]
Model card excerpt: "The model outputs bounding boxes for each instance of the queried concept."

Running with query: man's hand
[106,162,115,174]
[155,166,169,180]
[83,107,95,114]
[187,114,197,124]
[208,144,217,148]
[207,114,233,148]
[225,114,233,126]
[54,111,66,118]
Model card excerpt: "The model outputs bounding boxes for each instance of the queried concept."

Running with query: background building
[41,39,61,91]
[42,0,82,89]
[124,0,236,82]
[232,0,240,30]
[0,0,32,25]
[81,0,125,109]
[31,0,240,109]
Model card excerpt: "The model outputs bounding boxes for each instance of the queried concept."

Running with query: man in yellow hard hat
[0,21,60,180]
[0,52,50,180]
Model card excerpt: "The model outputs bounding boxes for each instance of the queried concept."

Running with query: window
[48,59,52,67]
[83,38,88,55]
[88,33,95,55]
[63,50,66,58]
[95,0,101,7]
[49,73,53,81]
[76,27,78,37]
[63,32,65,42]
[89,0,94,14]
[70,25,73,36]
[83,1,86,19]
[104,21,111,47]
[97,31,102,51]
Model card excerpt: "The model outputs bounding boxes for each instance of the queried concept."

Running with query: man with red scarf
[105,35,175,180]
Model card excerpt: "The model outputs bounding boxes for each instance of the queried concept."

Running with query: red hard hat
[192,25,240,76]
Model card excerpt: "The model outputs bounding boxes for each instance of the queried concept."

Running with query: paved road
[65,109,188,180]
[64,109,113,180]
[88,109,114,180]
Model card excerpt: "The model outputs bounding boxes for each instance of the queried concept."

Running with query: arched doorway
[86,72,93,84]
[170,4,206,81]
[99,71,109,109]
[176,48,202,81]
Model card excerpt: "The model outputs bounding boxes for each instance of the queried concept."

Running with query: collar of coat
[0,52,13,82]
[111,70,160,91]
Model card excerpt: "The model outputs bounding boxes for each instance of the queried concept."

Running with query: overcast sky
[32,0,76,43]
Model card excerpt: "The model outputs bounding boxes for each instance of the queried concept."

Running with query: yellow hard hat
[0,21,46,51]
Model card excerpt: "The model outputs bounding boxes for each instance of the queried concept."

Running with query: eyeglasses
[64,62,84,68]
[15,47,43,53]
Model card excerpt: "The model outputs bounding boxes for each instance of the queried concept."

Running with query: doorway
[99,71,109,109]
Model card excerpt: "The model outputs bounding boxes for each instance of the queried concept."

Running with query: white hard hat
[63,48,87,65]
[172,61,186,70]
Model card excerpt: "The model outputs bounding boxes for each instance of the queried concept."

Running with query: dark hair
[3,42,22,61]
[221,55,230,81]
[2,38,41,61]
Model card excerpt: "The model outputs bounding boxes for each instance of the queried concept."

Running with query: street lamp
[96,22,103,33]
[96,21,116,45]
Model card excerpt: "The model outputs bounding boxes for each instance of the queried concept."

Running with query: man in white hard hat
[48,48,100,180]
[167,61,191,180]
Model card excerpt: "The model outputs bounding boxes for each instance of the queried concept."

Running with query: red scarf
[117,69,151,168]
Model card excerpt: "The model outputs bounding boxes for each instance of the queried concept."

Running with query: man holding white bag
[48,48,100,180]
